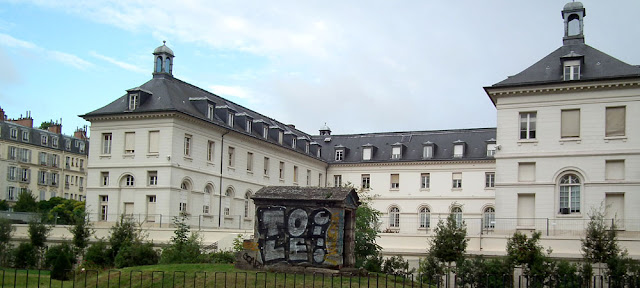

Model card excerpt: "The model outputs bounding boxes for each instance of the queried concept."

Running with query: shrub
[13,242,37,269]
[208,251,235,264]
[457,256,512,288]
[160,234,203,264]
[45,243,75,281]
[84,239,113,268]
[109,217,139,260]
[0,218,14,266]
[418,253,445,284]
[114,242,159,268]
[363,254,384,273]
[382,255,415,277]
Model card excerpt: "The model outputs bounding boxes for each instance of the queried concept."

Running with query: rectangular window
[148,131,159,153]
[605,106,626,137]
[485,172,495,188]
[207,104,215,120]
[101,172,109,186]
[247,152,253,172]
[362,174,371,189]
[335,150,344,161]
[79,159,84,168]
[317,147,321,158]
[228,146,235,167]
[102,133,112,154]
[362,147,372,160]
[124,132,135,154]
[391,146,401,159]
[293,166,299,183]
[423,145,433,159]
[22,131,29,141]
[453,144,464,158]
[52,137,58,147]
[452,173,462,188]
[38,171,47,185]
[148,171,158,186]
[129,93,139,110]
[264,157,270,176]
[51,154,59,167]
[291,137,297,149]
[10,128,17,139]
[421,173,430,189]
[6,187,16,201]
[79,142,85,153]
[99,196,109,221]
[207,141,215,162]
[39,152,47,165]
[390,174,400,189]
[519,112,537,139]
[563,62,580,81]
[305,142,309,153]
[41,135,48,145]
[278,131,283,144]
[279,161,285,180]
[65,139,71,150]
[79,177,84,188]
[306,169,311,185]
[19,148,31,163]
[263,126,269,139]
[518,162,536,182]
[246,119,252,133]
[561,109,580,138]
[605,160,625,180]
[227,113,234,127]
[8,146,17,160]
[319,173,323,187]
[50,173,58,186]
[486,144,496,157]
[334,175,342,187]
[184,134,192,156]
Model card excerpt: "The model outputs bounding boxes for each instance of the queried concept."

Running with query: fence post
[159,214,162,228]
[546,218,549,236]
[199,215,202,230]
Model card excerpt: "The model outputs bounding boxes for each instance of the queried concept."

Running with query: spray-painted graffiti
[257,206,335,265]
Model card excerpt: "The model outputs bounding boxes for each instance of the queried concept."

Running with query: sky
[1,1,639,136]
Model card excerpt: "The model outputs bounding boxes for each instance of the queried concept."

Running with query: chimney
[0,107,4,122]
[48,123,62,134]
[8,111,34,127]
[74,126,88,140]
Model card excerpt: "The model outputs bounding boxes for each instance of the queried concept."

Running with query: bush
[457,256,512,288]
[208,251,235,264]
[382,255,415,277]
[0,218,14,266]
[84,240,113,268]
[363,254,384,273]
[160,234,203,264]
[13,242,37,269]
[114,242,159,268]
[45,243,75,281]
[418,253,445,283]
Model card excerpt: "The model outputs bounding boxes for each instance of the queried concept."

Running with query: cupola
[562,2,585,45]
[319,123,331,136]
[153,41,174,76]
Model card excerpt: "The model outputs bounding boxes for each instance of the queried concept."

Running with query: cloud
[89,51,146,74]
[208,85,255,101]
[0,33,92,70]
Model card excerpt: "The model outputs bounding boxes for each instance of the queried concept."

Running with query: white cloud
[0,33,92,70]
[208,85,254,101]
[89,51,146,74]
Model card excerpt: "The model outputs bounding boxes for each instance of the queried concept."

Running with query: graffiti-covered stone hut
[241,186,360,270]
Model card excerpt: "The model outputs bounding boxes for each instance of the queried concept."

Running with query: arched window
[179,181,190,213]
[483,207,495,229]
[244,191,252,218]
[203,185,213,214]
[164,57,171,73]
[155,56,163,73]
[451,206,463,226]
[567,14,580,36]
[123,175,135,187]
[224,188,234,216]
[419,207,430,229]
[389,206,400,228]
[559,174,581,213]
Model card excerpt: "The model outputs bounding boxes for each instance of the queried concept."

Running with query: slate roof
[490,43,640,87]
[311,128,496,164]
[0,121,89,155]
[253,186,359,204]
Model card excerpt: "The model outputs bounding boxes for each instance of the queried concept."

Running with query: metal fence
[378,216,640,237]
[0,269,638,287]
[86,213,254,230]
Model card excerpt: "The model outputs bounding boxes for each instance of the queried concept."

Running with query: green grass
[0,264,421,287]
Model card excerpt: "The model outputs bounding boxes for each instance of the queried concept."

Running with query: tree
[506,231,551,285]
[28,220,51,268]
[39,120,56,130]
[0,218,14,266]
[13,191,38,212]
[69,211,94,257]
[0,200,9,211]
[429,213,468,265]
[354,191,382,268]
[582,206,621,266]
[159,213,203,264]
[45,243,74,280]
[109,216,140,260]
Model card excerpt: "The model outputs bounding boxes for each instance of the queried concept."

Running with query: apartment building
[0,108,89,206]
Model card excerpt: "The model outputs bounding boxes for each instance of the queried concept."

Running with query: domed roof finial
[153,41,175,76]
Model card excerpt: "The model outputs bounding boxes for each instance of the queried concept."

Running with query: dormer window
[10,128,17,139]
[335,149,344,161]
[41,135,48,145]
[291,137,297,148]
[207,104,215,121]
[422,142,434,159]
[391,146,402,159]
[563,60,580,81]
[263,126,268,139]
[305,142,309,153]
[453,141,465,158]
[487,143,496,157]
[246,119,252,133]
[129,93,139,110]
[362,146,373,161]
[278,131,283,144]
[22,131,29,141]
[317,147,322,158]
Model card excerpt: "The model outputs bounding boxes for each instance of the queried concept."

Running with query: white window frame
[102,133,112,154]
[125,175,135,187]
[207,140,215,162]
[483,207,495,229]
[563,60,580,81]
[335,150,344,161]
[485,172,495,188]
[361,174,371,189]
[419,207,430,228]
[41,135,48,145]
[389,206,400,228]
[148,171,158,186]
[519,112,537,140]
[559,174,581,214]
[334,175,342,187]
[423,145,433,159]
[184,135,192,156]
[129,93,139,110]
[421,173,430,189]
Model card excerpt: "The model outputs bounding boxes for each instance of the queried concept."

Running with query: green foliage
[418,253,445,283]
[12,242,37,268]
[582,206,621,265]
[28,220,51,248]
[354,190,382,268]
[38,120,55,130]
[160,214,204,264]
[208,250,236,264]
[429,213,468,264]
[84,239,113,268]
[363,254,384,273]
[0,218,14,266]
[456,256,512,288]
[45,243,75,281]
[232,234,244,252]
[382,255,415,277]
[69,211,94,256]
[109,216,140,259]
[13,191,38,212]
[114,241,159,268]
[0,200,9,211]
[506,231,551,283]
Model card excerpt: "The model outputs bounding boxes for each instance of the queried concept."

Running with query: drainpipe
[218,130,230,227]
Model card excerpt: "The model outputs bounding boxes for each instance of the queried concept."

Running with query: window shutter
[606,107,625,137]
[363,148,372,160]
[605,160,624,180]
[452,172,462,180]
[518,163,535,182]
[561,109,580,138]
[125,132,135,152]
[148,131,159,153]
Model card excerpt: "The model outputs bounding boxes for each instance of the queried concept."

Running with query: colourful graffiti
[257,206,335,265]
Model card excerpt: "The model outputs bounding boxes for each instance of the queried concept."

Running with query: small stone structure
[236,186,360,271]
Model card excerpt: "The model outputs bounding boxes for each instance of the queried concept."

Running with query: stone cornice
[329,159,495,168]
[486,80,640,97]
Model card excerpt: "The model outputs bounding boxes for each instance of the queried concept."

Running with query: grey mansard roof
[490,43,640,88]
[312,128,496,164]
